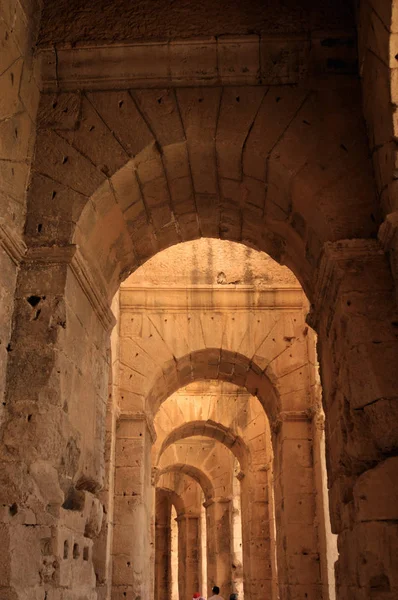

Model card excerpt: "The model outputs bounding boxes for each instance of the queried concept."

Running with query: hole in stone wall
[62,156,68,164]
[62,488,85,511]
[73,543,80,559]
[37,224,42,232]
[9,503,18,516]
[27,295,41,307]
[75,474,100,494]
[118,100,124,108]
[41,538,52,555]
[52,101,58,109]
[64,540,69,559]
[83,546,89,561]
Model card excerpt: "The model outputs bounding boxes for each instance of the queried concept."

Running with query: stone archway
[0,4,398,598]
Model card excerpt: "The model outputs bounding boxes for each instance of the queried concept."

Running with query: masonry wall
[0,0,42,409]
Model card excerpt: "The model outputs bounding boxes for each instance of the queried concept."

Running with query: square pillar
[0,246,113,599]
[112,413,155,599]
[205,497,233,598]
[273,415,322,600]
[176,513,201,598]
[310,240,398,600]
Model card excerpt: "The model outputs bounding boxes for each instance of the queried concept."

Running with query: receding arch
[154,463,215,502]
[23,85,377,303]
[157,420,250,472]
[156,486,185,517]
[148,348,280,422]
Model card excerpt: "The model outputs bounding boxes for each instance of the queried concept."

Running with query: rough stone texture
[27,80,379,299]
[38,0,356,45]
[1,3,398,600]
[0,0,41,417]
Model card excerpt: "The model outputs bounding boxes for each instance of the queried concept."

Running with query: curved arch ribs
[29,77,379,299]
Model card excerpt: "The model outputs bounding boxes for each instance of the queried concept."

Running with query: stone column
[309,240,398,600]
[273,413,322,600]
[112,413,155,599]
[177,513,201,599]
[155,522,171,600]
[155,511,171,600]
[204,497,233,598]
[0,245,113,599]
[240,470,274,600]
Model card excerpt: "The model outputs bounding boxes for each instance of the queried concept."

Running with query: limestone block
[116,418,149,441]
[115,438,146,468]
[119,363,148,395]
[87,91,154,157]
[61,97,128,176]
[0,58,23,120]
[113,495,141,525]
[363,398,398,453]
[111,555,135,586]
[176,87,221,195]
[114,467,144,496]
[30,460,64,506]
[25,173,87,244]
[278,492,316,525]
[0,159,29,206]
[216,86,265,180]
[84,496,103,538]
[0,18,20,75]
[37,93,81,130]
[353,458,398,522]
[0,112,33,162]
[336,522,398,592]
[343,341,398,409]
[111,160,142,213]
[111,586,134,600]
[287,553,321,584]
[133,89,185,147]
[34,129,105,197]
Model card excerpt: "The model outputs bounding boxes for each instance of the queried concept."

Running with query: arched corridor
[0,2,397,599]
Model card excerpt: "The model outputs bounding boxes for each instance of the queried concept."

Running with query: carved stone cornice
[23,244,116,332]
[203,495,232,509]
[119,410,157,443]
[175,512,201,521]
[279,410,311,422]
[271,409,312,435]
[120,286,305,313]
[37,31,357,92]
[307,239,384,332]
[0,221,27,266]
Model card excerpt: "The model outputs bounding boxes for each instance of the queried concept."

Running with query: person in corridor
[208,585,224,600]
